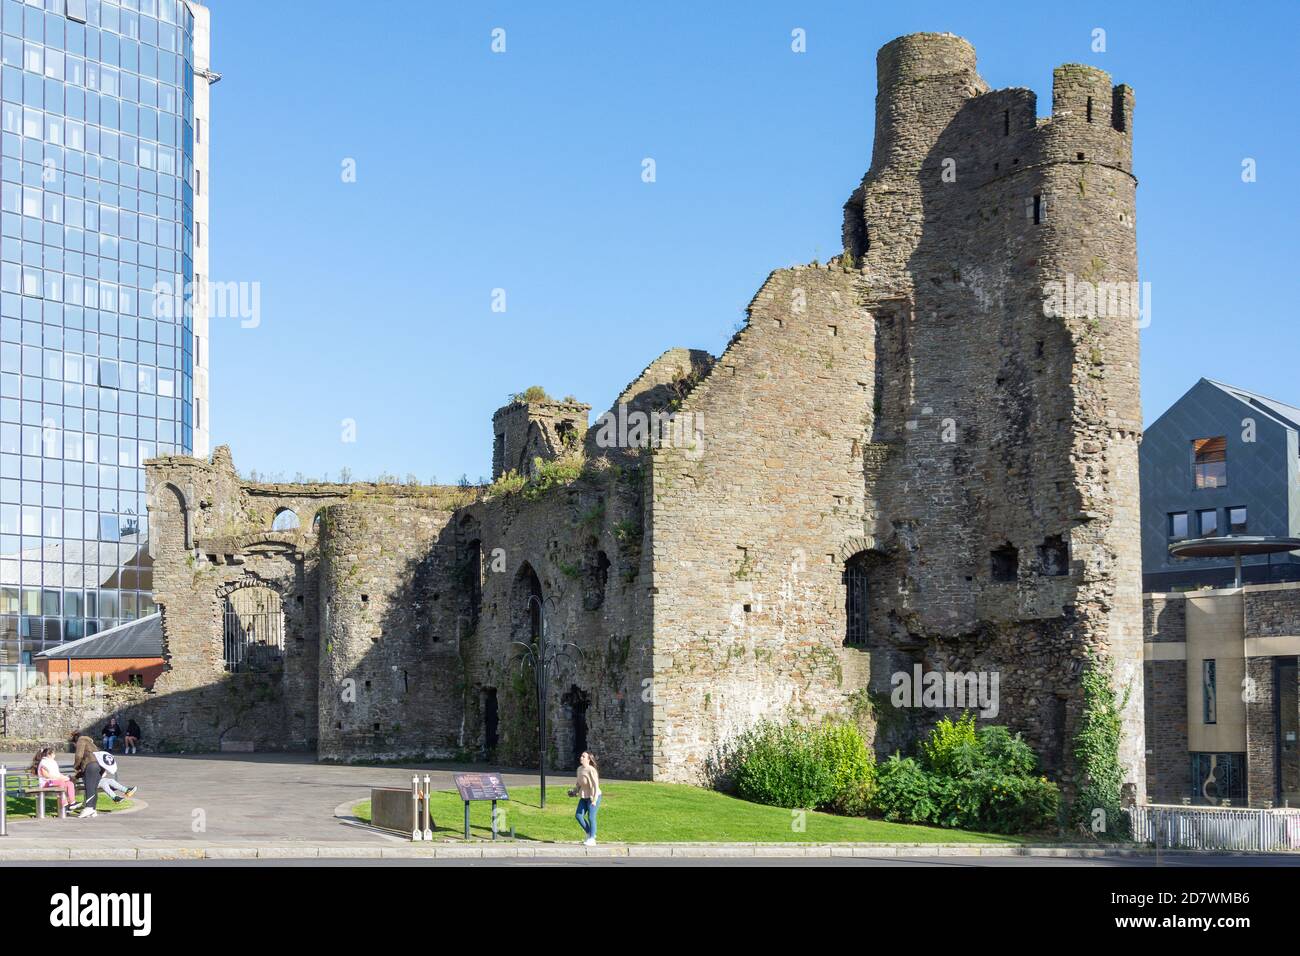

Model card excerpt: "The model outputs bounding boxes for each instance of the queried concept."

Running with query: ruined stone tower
[650,32,1144,796]
[30,34,1143,807]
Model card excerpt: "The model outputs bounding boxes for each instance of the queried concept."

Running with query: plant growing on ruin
[611,519,642,547]
[731,551,754,581]
[522,453,585,500]
[510,385,551,404]
[1070,656,1130,837]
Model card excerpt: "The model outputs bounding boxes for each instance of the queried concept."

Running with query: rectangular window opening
[1203,659,1217,725]
[1228,506,1248,535]
[1193,436,1227,489]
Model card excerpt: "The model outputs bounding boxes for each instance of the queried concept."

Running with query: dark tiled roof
[1205,379,1300,431]
[36,613,163,661]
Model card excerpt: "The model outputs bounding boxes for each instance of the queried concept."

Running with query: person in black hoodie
[125,719,142,755]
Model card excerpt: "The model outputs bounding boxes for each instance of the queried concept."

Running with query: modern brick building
[35,610,162,686]
[1140,378,1300,592]
[1144,583,1300,807]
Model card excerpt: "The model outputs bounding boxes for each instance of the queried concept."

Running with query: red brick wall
[36,658,165,689]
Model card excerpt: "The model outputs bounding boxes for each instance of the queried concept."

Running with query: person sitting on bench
[31,746,77,812]
[101,715,123,754]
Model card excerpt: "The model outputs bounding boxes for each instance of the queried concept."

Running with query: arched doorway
[222,584,285,672]
[562,684,590,769]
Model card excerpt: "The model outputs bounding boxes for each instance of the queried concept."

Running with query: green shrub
[920,712,981,777]
[730,719,836,809]
[874,715,1060,834]
[728,718,875,811]
[873,755,941,824]
[820,720,875,793]
[976,725,1039,777]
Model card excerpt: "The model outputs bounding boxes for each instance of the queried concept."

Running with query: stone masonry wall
[1143,594,1188,802]
[840,35,1144,797]
[5,36,1148,802]
[316,499,465,761]
[648,265,875,783]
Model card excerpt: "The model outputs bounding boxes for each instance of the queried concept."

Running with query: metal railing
[1129,803,1300,851]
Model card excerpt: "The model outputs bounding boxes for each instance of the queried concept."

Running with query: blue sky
[203,0,1299,483]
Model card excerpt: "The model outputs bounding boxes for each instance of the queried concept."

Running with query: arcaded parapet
[316,500,464,761]
[648,265,874,782]
[135,448,477,752]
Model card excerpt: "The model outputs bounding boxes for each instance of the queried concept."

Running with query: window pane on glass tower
[0,0,209,695]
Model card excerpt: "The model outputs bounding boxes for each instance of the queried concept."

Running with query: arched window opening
[513,563,543,645]
[466,538,483,628]
[482,687,500,752]
[271,508,300,532]
[223,585,285,672]
[844,551,871,647]
[583,543,610,611]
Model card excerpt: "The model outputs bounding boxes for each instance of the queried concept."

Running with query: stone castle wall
[648,265,875,783]
[839,35,1143,795]
[3,35,1148,802]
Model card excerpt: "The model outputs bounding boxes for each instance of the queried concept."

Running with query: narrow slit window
[1086,96,1093,123]
[1003,109,1010,136]
[1203,660,1217,725]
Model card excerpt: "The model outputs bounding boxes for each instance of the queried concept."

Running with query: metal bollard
[411,774,423,841]
[421,774,432,840]
[1,763,7,837]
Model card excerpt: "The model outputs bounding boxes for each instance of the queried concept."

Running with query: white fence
[1128,804,1300,851]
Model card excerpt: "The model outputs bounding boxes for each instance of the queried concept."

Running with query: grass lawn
[353,781,1022,844]
[4,792,134,819]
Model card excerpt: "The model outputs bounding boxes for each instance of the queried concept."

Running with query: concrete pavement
[3,751,1297,864]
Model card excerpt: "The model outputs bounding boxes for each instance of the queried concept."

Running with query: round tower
[1031,64,1144,798]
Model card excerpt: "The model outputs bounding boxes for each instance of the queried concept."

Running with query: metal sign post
[454,772,510,841]
[1,763,7,837]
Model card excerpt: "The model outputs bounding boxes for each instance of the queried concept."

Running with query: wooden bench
[3,767,78,819]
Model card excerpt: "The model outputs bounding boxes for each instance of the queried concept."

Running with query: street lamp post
[510,592,580,809]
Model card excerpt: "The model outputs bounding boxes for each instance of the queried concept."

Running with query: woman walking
[570,751,602,846]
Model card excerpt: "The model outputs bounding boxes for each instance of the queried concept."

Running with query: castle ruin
[5,34,1146,799]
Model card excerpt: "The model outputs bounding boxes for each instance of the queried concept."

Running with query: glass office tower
[0,0,210,696]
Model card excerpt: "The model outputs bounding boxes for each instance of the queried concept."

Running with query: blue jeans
[103,735,118,753]
[576,796,600,840]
